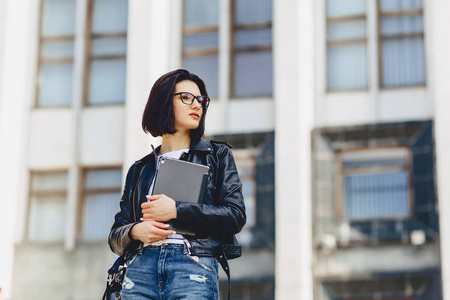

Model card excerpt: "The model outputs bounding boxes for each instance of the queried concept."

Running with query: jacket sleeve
[172,145,247,236]
[108,163,141,256]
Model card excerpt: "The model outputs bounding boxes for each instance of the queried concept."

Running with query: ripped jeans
[121,243,219,300]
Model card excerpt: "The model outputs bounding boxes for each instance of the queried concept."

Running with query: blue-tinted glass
[85,169,122,189]
[382,37,425,87]
[328,43,367,90]
[42,0,76,36]
[234,51,272,97]
[327,20,366,41]
[382,15,423,36]
[381,0,422,11]
[183,33,219,50]
[39,63,73,106]
[235,0,272,25]
[28,196,66,241]
[42,41,74,59]
[88,59,126,105]
[345,171,410,220]
[184,0,219,27]
[235,28,272,48]
[83,193,120,239]
[183,55,219,98]
[92,0,128,34]
[91,37,127,56]
[327,0,366,17]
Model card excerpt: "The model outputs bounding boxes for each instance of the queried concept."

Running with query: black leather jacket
[108,139,246,258]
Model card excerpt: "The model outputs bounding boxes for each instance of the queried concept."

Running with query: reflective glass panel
[184,0,219,27]
[234,51,272,98]
[328,43,367,90]
[92,0,128,33]
[381,0,422,11]
[235,28,272,48]
[183,33,219,50]
[235,0,272,24]
[91,37,127,56]
[41,41,74,59]
[183,55,219,98]
[82,193,121,239]
[327,20,366,41]
[382,37,426,87]
[28,196,66,241]
[39,63,73,107]
[88,60,126,105]
[42,0,76,36]
[327,0,366,17]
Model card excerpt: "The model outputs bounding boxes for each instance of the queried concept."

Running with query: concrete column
[0,0,36,296]
[431,1,450,299]
[274,0,315,298]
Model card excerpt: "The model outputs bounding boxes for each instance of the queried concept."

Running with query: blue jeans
[121,243,219,300]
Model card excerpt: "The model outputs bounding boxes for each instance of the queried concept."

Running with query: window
[379,0,426,87]
[28,171,68,241]
[182,0,273,99]
[36,0,128,107]
[232,0,273,97]
[80,168,122,240]
[338,147,413,221]
[182,0,219,98]
[86,0,128,105]
[312,121,438,245]
[326,0,426,90]
[37,0,76,107]
[234,155,257,228]
[326,0,367,91]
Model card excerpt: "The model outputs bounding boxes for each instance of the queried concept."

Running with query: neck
[160,131,191,155]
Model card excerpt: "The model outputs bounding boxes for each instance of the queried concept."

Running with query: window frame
[335,145,415,223]
[35,0,76,108]
[376,0,426,89]
[83,0,128,107]
[77,165,123,241]
[230,0,273,98]
[26,169,68,243]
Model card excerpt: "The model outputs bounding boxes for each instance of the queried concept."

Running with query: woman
[108,69,246,300]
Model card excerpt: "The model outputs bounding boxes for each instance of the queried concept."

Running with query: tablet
[152,157,210,203]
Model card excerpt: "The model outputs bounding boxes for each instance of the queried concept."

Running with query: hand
[141,194,177,222]
[130,220,175,244]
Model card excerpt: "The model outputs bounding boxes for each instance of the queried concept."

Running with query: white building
[0,0,449,299]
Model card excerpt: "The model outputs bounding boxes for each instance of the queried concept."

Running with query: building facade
[0,0,449,299]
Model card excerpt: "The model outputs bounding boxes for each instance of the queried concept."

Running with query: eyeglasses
[173,92,210,108]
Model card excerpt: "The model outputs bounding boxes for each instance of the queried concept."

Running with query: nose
[191,98,202,109]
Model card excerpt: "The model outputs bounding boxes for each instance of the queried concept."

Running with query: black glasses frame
[173,92,210,108]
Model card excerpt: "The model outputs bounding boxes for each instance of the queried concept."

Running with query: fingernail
[140,218,143,221]
[164,224,170,227]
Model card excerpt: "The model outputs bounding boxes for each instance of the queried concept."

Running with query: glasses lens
[198,96,210,108]
[180,92,194,105]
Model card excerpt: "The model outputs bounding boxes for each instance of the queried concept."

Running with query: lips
[189,112,200,119]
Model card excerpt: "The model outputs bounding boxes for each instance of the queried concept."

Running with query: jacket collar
[135,138,213,164]
[189,138,214,153]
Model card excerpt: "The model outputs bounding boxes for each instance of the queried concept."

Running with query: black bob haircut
[142,69,208,141]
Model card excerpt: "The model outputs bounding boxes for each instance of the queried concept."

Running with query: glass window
[182,0,219,98]
[28,171,68,241]
[81,168,122,240]
[379,0,426,87]
[234,156,257,228]
[326,0,367,91]
[232,0,273,97]
[86,0,128,105]
[339,148,412,221]
[37,0,76,107]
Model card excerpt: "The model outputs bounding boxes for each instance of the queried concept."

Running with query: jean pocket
[185,254,216,273]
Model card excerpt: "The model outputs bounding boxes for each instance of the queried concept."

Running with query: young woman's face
[173,80,203,133]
